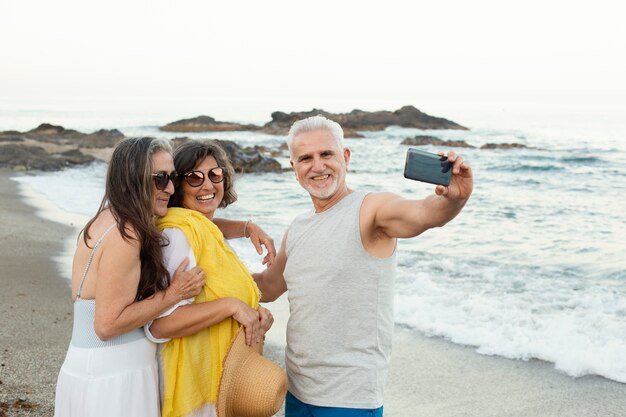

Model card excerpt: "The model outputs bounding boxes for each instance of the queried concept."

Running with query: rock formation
[261,105,468,137]
[160,116,261,132]
[480,143,532,150]
[0,143,95,171]
[401,135,475,148]
[0,124,119,171]
[158,106,468,138]
[0,124,282,173]
[170,138,282,173]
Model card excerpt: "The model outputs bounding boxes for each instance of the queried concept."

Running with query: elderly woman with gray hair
[54,137,206,417]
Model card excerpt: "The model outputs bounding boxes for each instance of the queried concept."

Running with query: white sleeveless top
[284,191,396,408]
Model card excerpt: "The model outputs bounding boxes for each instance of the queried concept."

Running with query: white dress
[55,225,160,417]
[144,227,217,417]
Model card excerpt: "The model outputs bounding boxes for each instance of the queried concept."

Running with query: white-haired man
[254,115,473,417]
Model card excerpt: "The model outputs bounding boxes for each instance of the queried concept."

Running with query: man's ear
[344,147,351,169]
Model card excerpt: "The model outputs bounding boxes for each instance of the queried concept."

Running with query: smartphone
[403,148,452,186]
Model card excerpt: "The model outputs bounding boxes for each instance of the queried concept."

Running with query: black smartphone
[403,148,452,186]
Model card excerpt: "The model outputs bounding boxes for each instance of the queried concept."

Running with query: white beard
[303,171,343,199]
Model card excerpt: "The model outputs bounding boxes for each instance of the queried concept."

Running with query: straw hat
[217,328,288,417]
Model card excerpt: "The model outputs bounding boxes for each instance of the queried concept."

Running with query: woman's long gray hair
[83,137,172,301]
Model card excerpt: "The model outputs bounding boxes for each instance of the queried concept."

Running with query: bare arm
[150,227,264,346]
[213,218,276,266]
[93,231,205,341]
[212,217,249,239]
[373,150,473,239]
[149,296,259,341]
[252,232,288,302]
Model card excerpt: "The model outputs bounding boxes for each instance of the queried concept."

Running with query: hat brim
[217,327,287,417]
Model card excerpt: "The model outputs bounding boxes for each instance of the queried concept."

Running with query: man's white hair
[286,115,345,155]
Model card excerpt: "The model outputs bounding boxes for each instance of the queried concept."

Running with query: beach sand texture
[1,169,625,417]
[0,170,73,416]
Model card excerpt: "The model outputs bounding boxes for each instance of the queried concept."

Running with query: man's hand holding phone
[404,148,473,200]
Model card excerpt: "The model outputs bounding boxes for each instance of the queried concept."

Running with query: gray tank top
[71,223,145,348]
[284,190,396,408]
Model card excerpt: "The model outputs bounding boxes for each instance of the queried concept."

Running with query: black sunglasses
[183,167,225,187]
[152,171,177,191]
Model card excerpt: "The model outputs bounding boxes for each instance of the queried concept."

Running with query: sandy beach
[1,168,626,417]
[0,169,73,416]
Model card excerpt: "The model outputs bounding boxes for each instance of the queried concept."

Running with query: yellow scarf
[157,208,260,417]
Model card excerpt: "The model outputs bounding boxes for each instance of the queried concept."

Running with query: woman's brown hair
[82,137,172,301]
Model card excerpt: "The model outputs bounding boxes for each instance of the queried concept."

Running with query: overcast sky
[2,0,624,117]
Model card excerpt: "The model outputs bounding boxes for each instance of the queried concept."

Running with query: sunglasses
[183,167,225,187]
[152,171,177,191]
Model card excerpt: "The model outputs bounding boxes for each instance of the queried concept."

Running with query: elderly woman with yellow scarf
[145,140,274,417]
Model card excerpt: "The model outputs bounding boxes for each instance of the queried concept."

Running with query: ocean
[4,98,625,384]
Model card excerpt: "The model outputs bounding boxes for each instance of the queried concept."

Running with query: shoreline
[0,169,74,416]
[386,327,626,416]
[1,169,625,416]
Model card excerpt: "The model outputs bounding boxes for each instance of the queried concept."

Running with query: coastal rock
[26,123,84,141]
[212,141,282,173]
[0,143,95,171]
[79,129,125,148]
[57,149,96,165]
[480,143,532,150]
[171,138,282,173]
[0,124,120,171]
[158,105,466,138]
[29,123,79,136]
[261,105,468,137]
[160,116,261,133]
[401,135,475,148]
[7,123,125,148]
[0,131,25,142]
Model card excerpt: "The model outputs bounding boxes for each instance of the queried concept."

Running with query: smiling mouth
[197,193,215,201]
[311,174,330,181]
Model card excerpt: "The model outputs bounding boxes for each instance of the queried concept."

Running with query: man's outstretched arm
[372,150,473,239]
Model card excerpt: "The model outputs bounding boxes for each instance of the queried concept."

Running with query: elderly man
[254,115,473,417]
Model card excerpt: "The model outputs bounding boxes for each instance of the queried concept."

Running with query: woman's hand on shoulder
[166,258,205,303]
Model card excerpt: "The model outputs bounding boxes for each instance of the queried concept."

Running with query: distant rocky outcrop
[261,105,468,137]
[0,124,119,171]
[160,116,261,133]
[0,130,24,142]
[480,143,532,150]
[170,138,282,173]
[401,135,475,148]
[0,123,282,173]
[1,105,473,173]
[401,136,539,151]
[158,105,467,138]
[3,123,125,148]
[79,129,126,148]
[0,143,95,171]
[28,123,83,138]
[218,141,282,173]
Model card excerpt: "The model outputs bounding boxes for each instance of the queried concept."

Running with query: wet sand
[262,297,626,417]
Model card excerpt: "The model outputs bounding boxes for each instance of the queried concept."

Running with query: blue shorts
[285,391,384,417]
